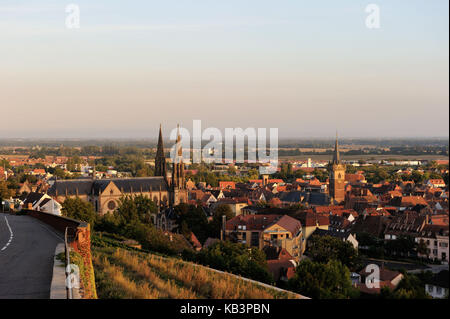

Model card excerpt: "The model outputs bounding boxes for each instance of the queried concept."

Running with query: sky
[0,0,448,139]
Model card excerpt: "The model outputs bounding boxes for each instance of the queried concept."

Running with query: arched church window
[107,200,116,210]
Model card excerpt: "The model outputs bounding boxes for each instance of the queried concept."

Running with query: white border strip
[1,216,13,252]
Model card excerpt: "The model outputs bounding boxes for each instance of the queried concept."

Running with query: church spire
[172,124,185,190]
[176,124,182,157]
[332,131,340,164]
[155,124,166,178]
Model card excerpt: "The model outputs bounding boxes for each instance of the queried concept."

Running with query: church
[47,125,188,217]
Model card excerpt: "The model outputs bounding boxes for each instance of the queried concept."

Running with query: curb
[50,243,67,299]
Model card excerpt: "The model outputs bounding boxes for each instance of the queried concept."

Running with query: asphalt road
[0,213,63,299]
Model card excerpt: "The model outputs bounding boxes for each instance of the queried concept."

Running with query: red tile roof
[273,215,302,235]
[357,281,395,295]
[219,181,236,189]
[226,214,280,231]
[400,196,428,207]
[345,173,365,183]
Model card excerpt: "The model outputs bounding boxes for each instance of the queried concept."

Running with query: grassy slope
[93,246,301,299]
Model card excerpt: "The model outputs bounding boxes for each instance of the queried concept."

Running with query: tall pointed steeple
[332,131,340,164]
[177,125,182,157]
[155,124,167,178]
[172,124,185,190]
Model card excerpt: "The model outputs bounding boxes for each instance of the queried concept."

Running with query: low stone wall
[25,210,85,239]
[24,210,97,299]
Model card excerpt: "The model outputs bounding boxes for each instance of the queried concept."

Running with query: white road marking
[1,216,13,251]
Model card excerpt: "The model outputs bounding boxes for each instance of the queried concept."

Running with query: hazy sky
[0,0,448,138]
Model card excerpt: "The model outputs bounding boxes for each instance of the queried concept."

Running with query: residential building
[416,224,449,263]
[384,212,427,240]
[224,214,304,261]
[357,265,404,295]
[425,270,449,299]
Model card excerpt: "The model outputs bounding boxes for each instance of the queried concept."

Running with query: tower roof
[156,124,165,157]
[155,124,167,178]
[332,132,340,164]
[176,124,183,157]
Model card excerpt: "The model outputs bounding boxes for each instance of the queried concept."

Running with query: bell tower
[329,132,346,204]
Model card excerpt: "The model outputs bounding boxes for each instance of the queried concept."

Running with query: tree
[175,203,209,243]
[356,232,379,247]
[192,241,273,284]
[313,169,328,182]
[209,204,234,238]
[0,159,11,170]
[0,180,14,201]
[391,273,431,299]
[61,197,97,226]
[47,167,67,179]
[307,235,359,270]
[385,235,416,257]
[288,259,359,299]
[443,172,449,186]
[114,195,157,225]
[227,165,237,175]
[294,169,306,179]
[411,170,425,184]
[346,165,357,174]
[363,166,390,183]
[95,197,191,256]
[417,239,429,259]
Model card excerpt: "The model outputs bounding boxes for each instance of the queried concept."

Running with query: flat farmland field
[278,154,449,162]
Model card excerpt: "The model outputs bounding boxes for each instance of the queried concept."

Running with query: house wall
[347,234,359,250]
[224,229,261,248]
[304,225,329,239]
[262,225,303,261]
[417,236,449,263]
[425,284,449,299]
[235,203,247,216]
[391,274,404,287]
[437,235,449,263]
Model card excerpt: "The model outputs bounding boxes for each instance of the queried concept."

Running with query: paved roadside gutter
[50,243,66,299]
